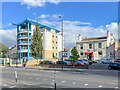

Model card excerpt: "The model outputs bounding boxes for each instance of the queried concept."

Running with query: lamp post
[59,16,63,70]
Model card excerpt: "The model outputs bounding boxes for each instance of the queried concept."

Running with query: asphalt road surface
[1,64,119,89]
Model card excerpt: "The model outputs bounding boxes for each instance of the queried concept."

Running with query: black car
[108,62,120,70]
[56,61,67,65]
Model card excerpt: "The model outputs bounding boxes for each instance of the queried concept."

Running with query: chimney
[78,34,82,41]
[107,30,110,47]
[107,31,110,37]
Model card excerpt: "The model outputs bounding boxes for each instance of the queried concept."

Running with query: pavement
[1,63,119,89]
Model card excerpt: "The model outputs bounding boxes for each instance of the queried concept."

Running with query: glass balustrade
[18,35,31,38]
[18,29,31,33]
[18,41,31,44]
[21,47,28,50]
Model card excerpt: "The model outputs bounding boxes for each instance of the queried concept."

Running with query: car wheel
[108,66,111,70]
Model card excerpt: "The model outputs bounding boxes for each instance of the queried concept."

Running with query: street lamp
[59,16,63,70]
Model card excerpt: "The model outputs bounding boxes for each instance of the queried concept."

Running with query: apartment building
[76,31,115,61]
[12,18,62,61]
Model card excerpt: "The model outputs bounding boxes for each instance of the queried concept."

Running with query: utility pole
[59,16,64,70]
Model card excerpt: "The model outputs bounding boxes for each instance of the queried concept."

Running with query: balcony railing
[21,47,28,50]
[18,35,31,39]
[18,29,31,33]
[18,41,31,44]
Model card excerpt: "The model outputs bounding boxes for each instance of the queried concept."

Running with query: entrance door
[86,53,93,60]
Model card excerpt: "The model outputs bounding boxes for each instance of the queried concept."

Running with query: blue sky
[2,2,118,29]
[1,2,118,47]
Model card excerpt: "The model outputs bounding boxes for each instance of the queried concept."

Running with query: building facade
[76,31,115,61]
[7,45,17,59]
[59,48,71,60]
[12,18,62,62]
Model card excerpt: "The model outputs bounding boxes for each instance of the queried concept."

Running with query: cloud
[21,0,60,9]
[38,14,50,19]
[0,29,17,47]
[39,20,118,48]
[1,20,118,48]
[38,14,63,19]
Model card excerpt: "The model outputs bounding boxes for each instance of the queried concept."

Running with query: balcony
[18,35,31,40]
[18,41,31,45]
[18,29,31,34]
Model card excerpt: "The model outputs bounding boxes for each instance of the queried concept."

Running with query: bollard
[54,72,56,89]
[15,71,17,82]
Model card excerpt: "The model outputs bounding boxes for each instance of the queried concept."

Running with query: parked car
[56,61,67,65]
[97,60,102,63]
[108,62,120,70]
[114,59,120,63]
[75,60,85,66]
[101,58,110,64]
[82,59,89,65]
[49,61,55,64]
[83,59,93,65]
[109,59,116,63]
[64,60,73,65]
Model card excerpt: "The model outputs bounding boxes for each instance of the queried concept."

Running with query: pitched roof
[81,36,107,41]
[12,18,60,32]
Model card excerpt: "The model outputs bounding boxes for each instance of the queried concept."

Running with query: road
[1,64,119,89]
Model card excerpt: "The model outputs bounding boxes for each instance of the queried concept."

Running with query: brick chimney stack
[78,34,82,41]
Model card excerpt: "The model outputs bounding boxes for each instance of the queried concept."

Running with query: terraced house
[12,18,62,62]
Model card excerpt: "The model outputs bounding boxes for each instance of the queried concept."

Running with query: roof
[12,18,60,32]
[81,36,107,41]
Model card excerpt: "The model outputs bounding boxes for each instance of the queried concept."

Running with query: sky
[0,1,118,48]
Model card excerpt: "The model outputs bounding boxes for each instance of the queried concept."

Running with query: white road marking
[84,84,88,86]
[51,83,54,85]
[36,78,39,80]
[73,82,76,84]
[114,87,118,89]
[23,77,25,78]
[98,85,102,88]
[10,86,16,88]
[61,81,66,83]
[53,80,55,82]
[3,84,7,86]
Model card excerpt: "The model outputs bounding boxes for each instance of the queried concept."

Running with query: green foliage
[30,20,43,59]
[70,47,79,64]
[0,42,8,58]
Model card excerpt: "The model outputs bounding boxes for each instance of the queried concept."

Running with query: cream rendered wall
[58,35,62,52]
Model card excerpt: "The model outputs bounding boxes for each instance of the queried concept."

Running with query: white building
[76,31,115,61]
[12,18,62,61]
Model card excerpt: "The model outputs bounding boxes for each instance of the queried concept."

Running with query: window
[53,53,54,58]
[56,36,57,38]
[81,53,83,56]
[98,43,102,48]
[56,41,57,44]
[98,51,102,55]
[53,47,54,49]
[56,47,57,50]
[81,44,83,49]
[89,44,92,49]
[56,53,57,57]
[53,41,54,43]
[52,35,54,38]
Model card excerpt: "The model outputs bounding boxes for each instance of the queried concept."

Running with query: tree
[30,20,43,62]
[0,42,8,58]
[70,47,79,69]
